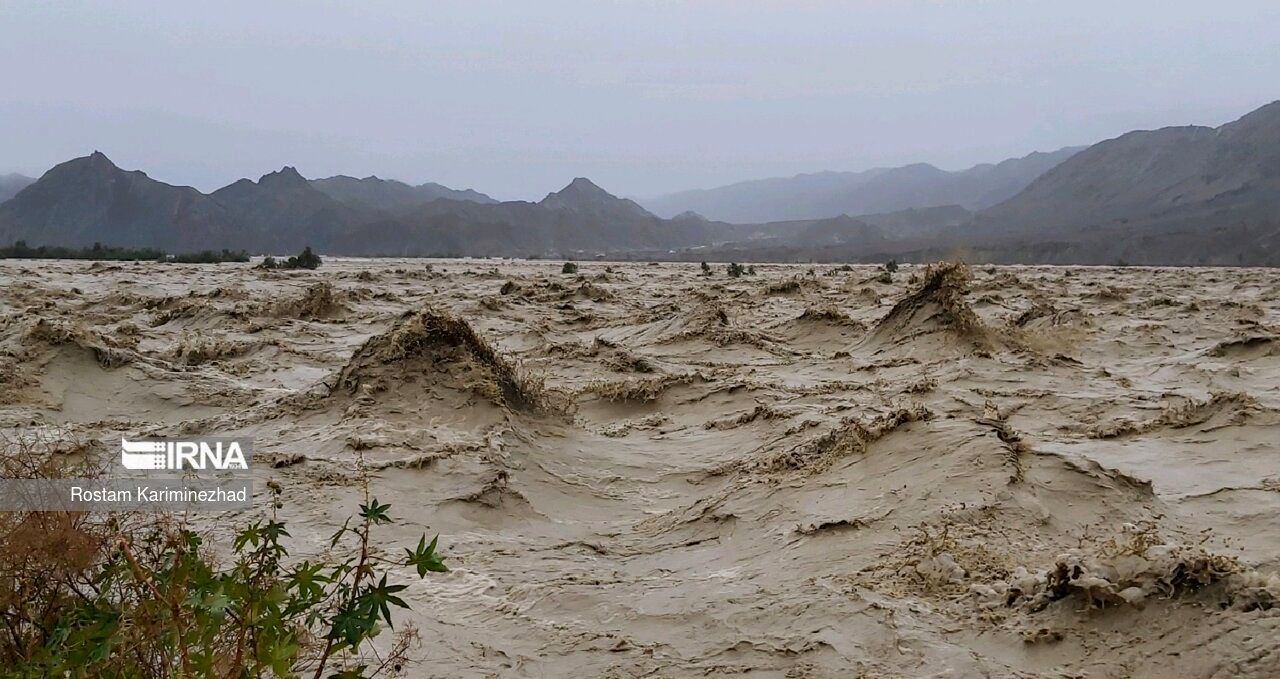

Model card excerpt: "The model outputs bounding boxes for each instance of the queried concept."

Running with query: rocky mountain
[209,167,380,252]
[0,152,237,250]
[0,152,716,257]
[311,175,495,212]
[329,178,714,257]
[0,174,35,203]
[640,147,1082,223]
[5,100,1280,265]
[970,101,1280,265]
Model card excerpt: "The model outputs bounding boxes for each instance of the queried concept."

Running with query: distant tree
[726,262,745,278]
[700,261,712,275]
[561,261,578,274]
[293,246,322,270]
[884,259,898,273]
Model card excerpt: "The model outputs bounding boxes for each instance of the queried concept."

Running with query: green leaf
[359,498,393,525]
[357,574,411,627]
[405,534,448,577]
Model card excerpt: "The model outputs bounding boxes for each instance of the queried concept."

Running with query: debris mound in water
[335,307,557,413]
[273,282,345,319]
[753,404,931,476]
[24,318,134,368]
[972,526,1272,612]
[1088,391,1261,438]
[796,304,865,329]
[865,262,994,351]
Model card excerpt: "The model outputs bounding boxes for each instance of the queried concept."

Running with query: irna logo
[120,438,252,471]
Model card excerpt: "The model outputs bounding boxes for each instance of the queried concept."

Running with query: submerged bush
[259,246,323,271]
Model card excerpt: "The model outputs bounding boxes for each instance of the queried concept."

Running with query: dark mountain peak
[258,166,310,190]
[67,150,117,172]
[544,177,613,203]
[540,177,655,219]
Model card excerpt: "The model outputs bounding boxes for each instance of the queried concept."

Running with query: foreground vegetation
[0,433,444,677]
[0,241,250,263]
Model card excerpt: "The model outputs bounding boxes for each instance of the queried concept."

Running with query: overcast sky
[2,1,1277,200]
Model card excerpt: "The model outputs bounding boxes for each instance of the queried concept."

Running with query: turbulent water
[2,258,1279,677]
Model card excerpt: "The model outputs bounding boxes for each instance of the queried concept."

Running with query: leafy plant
[0,433,445,677]
[726,262,745,278]
[561,262,578,274]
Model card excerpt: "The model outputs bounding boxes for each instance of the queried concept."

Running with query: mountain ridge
[639,147,1084,222]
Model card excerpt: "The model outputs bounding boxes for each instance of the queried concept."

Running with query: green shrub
[259,246,323,271]
[0,435,444,677]
[561,262,578,274]
[726,262,745,278]
[884,259,898,273]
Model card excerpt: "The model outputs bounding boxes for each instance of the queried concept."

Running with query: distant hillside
[640,147,1082,223]
[0,154,716,257]
[0,174,35,203]
[973,100,1280,265]
[312,175,495,212]
[330,178,716,257]
[0,152,238,251]
[5,100,1280,266]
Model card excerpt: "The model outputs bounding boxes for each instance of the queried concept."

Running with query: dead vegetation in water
[1087,391,1260,439]
[171,333,258,366]
[335,306,565,414]
[591,337,655,373]
[582,372,704,404]
[971,524,1274,613]
[750,404,931,477]
[796,304,866,329]
[866,262,998,351]
[976,402,1030,484]
[24,318,134,368]
[271,281,345,319]
[703,403,789,430]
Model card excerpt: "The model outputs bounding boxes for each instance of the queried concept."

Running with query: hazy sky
[2,1,1278,200]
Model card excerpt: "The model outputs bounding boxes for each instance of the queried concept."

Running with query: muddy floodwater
[2,258,1278,677]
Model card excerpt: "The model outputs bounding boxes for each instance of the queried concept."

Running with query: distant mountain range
[0,153,712,256]
[0,174,34,204]
[638,147,1084,223]
[1,100,1278,265]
